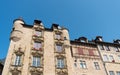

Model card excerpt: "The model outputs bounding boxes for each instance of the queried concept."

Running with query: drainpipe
[96,44,108,75]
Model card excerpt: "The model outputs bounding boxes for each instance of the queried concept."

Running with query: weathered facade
[2,18,120,75]
[95,36,120,75]
[70,37,106,75]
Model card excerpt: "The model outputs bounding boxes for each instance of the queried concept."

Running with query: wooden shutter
[78,47,83,55]
[89,49,94,56]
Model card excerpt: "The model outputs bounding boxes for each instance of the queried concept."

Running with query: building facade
[2,18,120,75]
[70,37,106,75]
[95,36,120,75]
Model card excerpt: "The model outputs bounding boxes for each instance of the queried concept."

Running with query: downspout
[96,44,108,75]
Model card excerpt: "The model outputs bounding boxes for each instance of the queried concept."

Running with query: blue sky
[0,0,120,59]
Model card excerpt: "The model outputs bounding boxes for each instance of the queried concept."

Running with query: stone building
[95,36,120,75]
[2,18,73,75]
[2,18,120,75]
[70,37,106,75]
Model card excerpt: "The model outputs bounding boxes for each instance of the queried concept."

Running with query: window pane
[114,47,119,52]
[109,55,114,62]
[80,60,87,69]
[57,59,64,68]
[34,42,42,50]
[74,63,77,67]
[55,34,61,39]
[103,55,109,61]
[15,55,21,66]
[109,71,115,75]
[32,56,40,67]
[94,62,100,70]
[118,55,120,60]
[117,72,120,75]
[105,46,110,51]
[99,45,104,50]
[56,45,62,52]
[35,31,42,36]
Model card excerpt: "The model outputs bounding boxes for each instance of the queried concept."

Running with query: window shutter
[78,47,83,55]
[89,49,94,56]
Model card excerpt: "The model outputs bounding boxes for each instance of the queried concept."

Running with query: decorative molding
[31,51,43,56]
[29,66,43,73]
[14,47,24,55]
[56,68,68,75]
[10,66,22,73]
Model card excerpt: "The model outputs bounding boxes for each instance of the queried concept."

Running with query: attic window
[80,40,86,42]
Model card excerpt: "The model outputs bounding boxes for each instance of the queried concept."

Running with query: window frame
[103,55,109,61]
[105,45,110,51]
[99,45,104,50]
[55,34,61,40]
[116,71,120,75]
[94,62,100,70]
[109,71,115,75]
[57,58,65,68]
[14,55,21,66]
[80,60,87,69]
[35,30,42,37]
[32,56,41,67]
[56,44,63,52]
[34,42,42,50]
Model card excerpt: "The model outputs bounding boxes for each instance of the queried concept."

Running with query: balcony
[29,66,43,73]
[10,65,22,73]
[55,65,68,75]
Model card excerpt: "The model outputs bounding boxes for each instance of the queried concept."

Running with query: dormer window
[99,45,104,50]
[113,47,119,52]
[99,38,102,41]
[80,40,86,42]
[105,46,110,51]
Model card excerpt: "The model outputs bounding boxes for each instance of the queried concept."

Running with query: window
[55,34,61,40]
[117,71,120,75]
[99,45,104,50]
[35,31,42,36]
[94,62,100,70]
[32,56,41,67]
[56,44,62,52]
[14,55,21,66]
[103,55,109,61]
[105,46,110,51]
[109,71,115,75]
[74,63,77,67]
[114,47,119,52]
[118,55,120,60]
[34,42,42,50]
[80,60,87,69]
[57,58,65,68]
[78,47,83,55]
[109,55,114,62]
